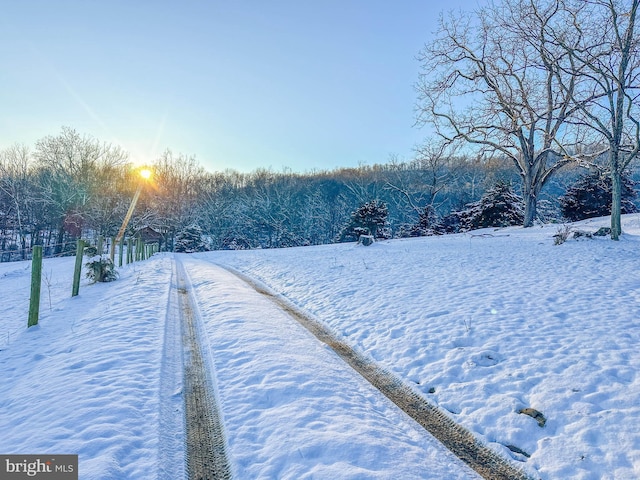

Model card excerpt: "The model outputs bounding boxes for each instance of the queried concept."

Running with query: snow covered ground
[180,259,479,479]
[0,256,176,479]
[1,215,639,479]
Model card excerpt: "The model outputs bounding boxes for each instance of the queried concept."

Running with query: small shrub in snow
[553,225,572,245]
[85,258,118,283]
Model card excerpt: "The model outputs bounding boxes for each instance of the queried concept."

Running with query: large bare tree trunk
[523,189,537,228]
[610,152,623,240]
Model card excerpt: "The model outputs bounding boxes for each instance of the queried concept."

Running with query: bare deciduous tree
[0,144,34,256]
[150,150,207,246]
[34,127,128,252]
[557,0,640,239]
[416,0,585,227]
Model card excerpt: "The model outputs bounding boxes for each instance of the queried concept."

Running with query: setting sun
[139,168,152,180]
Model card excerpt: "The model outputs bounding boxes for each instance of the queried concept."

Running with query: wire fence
[1,228,167,264]
[1,237,121,262]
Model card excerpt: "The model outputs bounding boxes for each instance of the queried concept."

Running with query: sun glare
[139,168,152,180]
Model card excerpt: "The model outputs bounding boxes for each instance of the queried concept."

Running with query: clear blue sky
[0,0,481,173]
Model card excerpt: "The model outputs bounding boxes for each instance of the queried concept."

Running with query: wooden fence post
[72,239,85,297]
[118,235,125,267]
[27,245,43,328]
[127,238,133,264]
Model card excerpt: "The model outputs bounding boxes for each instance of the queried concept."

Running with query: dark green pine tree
[408,205,440,237]
[338,200,389,242]
[174,224,209,253]
[455,182,525,231]
[560,170,637,222]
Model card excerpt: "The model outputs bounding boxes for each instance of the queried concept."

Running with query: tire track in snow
[175,258,232,480]
[158,262,187,480]
[220,265,534,480]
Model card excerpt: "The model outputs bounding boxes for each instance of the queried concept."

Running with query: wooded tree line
[2,126,633,259]
[0,128,517,256]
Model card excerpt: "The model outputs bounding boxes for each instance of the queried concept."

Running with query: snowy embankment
[0,215,639,479]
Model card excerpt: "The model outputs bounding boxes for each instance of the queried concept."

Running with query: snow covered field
[1,215,639,479]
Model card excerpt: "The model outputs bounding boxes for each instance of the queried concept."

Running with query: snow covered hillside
[198,215,640,480]
[1,215,639,479]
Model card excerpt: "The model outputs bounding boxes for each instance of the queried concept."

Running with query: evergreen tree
[338,200,389,242]
[174,224,209,253]
[559,170,637,222]
[454,182,524,231]
[85,258,118,282]
[403,205,440,237]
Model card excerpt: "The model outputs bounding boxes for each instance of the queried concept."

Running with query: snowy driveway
[179,256,482,479]
[1,253,484,479]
